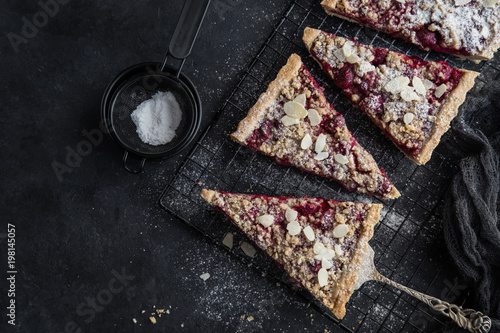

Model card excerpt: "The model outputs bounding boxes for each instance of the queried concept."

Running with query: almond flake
[318,268,328,287]
[404,113,415,125]
[241,241,257,258]
[423,79,434,90]
[455,0,471,5]
[322,258,333,270]
[314,152,329,161]
[303,226,315,241]
[294,94,307,107]
[334,154,349,165]
[333,224,349,238]
[342,40,354,57]
[334,244,343,257]
[384,76,410,94]
[281,115,299,126]
[222,232,234,249]
[435,84,448,98]
[346,53,360,64]
[307,109,321,126]
[200,273,210,281]
[315,134,327,153]
[401,86,419,102]
[485,0,499,7]
[412,77,426,95]
[315,248,335,261]
[333,48,346,62]
[285,207,298,222]
[287,220,302,236]
[301,134,313,150]
[313,242,325,254]
[257,214,274,228]
[149,317,157,324]
[284,101,307,119]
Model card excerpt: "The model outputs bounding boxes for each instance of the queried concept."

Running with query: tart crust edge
[230,54,303,144]
[414,69,478,164]
[329,202,381,318]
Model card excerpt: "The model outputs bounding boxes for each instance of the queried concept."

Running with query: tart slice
[231,54,399,199]
[201,189,382,319]
[320,0,500,61]
[303,28,479,165]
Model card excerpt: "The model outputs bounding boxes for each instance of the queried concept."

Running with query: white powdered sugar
[130,91,182,146]
[409,0,498,54]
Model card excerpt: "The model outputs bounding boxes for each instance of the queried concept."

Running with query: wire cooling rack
[159,0,497,331]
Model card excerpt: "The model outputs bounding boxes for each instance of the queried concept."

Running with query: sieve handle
[167,0,211,61]
[122,151,146,174]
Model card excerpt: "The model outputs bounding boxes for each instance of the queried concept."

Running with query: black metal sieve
[101,0,211,173]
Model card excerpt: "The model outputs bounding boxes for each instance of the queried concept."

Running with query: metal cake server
[354,244,492,333]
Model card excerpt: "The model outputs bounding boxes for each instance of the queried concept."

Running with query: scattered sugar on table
[130,91,182,146]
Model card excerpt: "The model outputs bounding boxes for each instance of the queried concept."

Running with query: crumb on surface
[132,318,137,324]
[247,316,254,322]
[149,316,156,324]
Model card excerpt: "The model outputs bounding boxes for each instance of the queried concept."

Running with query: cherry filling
[310,32,465,159]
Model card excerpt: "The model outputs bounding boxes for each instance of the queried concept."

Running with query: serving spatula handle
[373,271,491,333]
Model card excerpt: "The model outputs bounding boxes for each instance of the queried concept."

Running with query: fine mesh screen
[159,0,497,332]
[111,73,195,155]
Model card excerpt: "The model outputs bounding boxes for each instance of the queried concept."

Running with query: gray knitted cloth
[442,83,500,333]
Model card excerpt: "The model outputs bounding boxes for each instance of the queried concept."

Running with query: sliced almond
[346,53,360,64]
[435,84,448,98]
[303,226,315,241]
[257,214,274,228]
[485,0,499,7]
[294,94,307,107]
[342,40,354,58]
[285,207,298,222]
[313,242,325,254]
[334,154,349,165]
[222,232,234,249]
[318,268,328,287]
[287,220,302,236]
[334,244,343,257]
[241,241,257,258]
[333,48,346,62]
[384,76,410,94]
[314,152,329,161]
[423,79,434,90]
[284,101,307,119]
[301,134,313,150]
[307,109,322,126]
[404,113,415,125]
[322,258,333,270]
[401,86,419,102]
[315,134,327,153]
[412,77,426,95]
[333,224,349,238]
[315,248,335,261]
[281,115,299,126]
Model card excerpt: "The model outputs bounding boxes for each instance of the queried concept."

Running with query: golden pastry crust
[415,70,478,164]
[231,54,302,143]
[200,188,382,319]
[320,0,500,61]
[303,28,479,165]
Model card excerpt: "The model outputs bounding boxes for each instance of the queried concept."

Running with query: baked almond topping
[294,93,307,107]
[287,220,302,236]
[303,226,315,241]
[307,108,321,126]
[285,207,298,222]
[257,214,274,228]
[301,134,313,150]
[284,101,307,119]
[318,267,328,287]
[281,115,299,126]
[315,133,327,153]
[334,154,349,165]
[333,224,349,238]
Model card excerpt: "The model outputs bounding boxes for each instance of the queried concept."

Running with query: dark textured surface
[0,0,346,332]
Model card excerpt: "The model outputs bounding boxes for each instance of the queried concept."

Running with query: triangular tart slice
[231,54,399,199]
[201,189,382,319]
[303,28,479,165]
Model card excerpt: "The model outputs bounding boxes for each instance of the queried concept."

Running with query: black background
[0,0,350,332]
